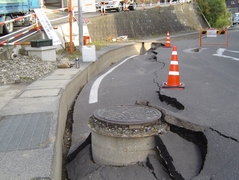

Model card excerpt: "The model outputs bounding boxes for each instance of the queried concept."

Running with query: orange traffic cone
[165,31,171,48]
[162,46,185,88]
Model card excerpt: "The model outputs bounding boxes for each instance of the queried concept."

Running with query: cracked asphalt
[67,30,239,180]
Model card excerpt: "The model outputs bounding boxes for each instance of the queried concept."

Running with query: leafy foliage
[197,0,231,28]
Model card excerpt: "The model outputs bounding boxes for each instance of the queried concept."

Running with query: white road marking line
[89,55,137,104]
[216,48,226,55]
[213,48,239,61]
[226,49,239,53]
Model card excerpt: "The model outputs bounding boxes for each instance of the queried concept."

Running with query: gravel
[0,55,58,86]
[88,115,169,138]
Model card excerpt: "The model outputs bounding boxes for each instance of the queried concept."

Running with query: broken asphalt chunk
[154,135,185,180]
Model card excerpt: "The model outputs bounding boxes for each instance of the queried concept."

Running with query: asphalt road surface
[68,28,239,180]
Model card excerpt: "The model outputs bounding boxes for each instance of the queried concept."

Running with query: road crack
[209,128,238,143]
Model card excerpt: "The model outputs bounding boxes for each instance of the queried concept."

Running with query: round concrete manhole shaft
[88,105,162,166]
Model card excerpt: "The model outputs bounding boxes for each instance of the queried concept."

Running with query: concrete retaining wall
[87,3,207,41]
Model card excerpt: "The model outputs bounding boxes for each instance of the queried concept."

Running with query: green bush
[197,0,231,28]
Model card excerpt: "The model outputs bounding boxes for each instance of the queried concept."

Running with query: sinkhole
[68,102,208,180]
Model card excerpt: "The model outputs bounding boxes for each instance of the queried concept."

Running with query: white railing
[0,8,69,46]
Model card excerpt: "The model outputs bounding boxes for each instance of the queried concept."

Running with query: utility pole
[78,0,83,53]
[69,0,73,54]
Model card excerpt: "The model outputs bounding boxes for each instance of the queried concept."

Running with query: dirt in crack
[156,87,185,110]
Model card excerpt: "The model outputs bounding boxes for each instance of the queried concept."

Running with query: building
[225,0,239,14]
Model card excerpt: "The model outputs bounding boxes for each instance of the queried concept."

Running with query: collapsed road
[67,32,239,180]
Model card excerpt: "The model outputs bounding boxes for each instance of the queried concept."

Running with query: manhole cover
[93,105,162,126]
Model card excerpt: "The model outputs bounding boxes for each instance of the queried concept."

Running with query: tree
[197,0,231,28]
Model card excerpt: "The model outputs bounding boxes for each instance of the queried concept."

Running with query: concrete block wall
[87,3,207,42]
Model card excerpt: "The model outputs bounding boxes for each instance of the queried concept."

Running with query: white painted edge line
[89,55,137,104]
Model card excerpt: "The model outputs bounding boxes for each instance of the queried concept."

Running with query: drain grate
[0,112,52,152]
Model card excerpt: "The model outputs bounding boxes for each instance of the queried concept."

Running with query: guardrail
[0,8,69,46]
[0,29,39,46]
[0,14,33,27]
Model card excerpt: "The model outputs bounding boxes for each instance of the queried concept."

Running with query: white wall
[72,0,96,12]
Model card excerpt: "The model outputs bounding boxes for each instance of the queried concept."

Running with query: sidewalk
[0,68,80,179]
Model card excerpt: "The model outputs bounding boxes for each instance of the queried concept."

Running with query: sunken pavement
[66,44,239,180]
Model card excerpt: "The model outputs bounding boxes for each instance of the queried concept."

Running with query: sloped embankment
[87,3,207,41]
